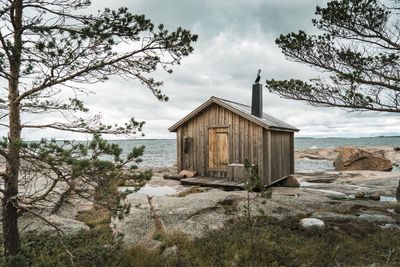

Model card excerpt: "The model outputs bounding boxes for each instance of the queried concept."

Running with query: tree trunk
[3,0,23,256]
[3,148,20,256]
[4,77,22,256]
[3,51,22,258]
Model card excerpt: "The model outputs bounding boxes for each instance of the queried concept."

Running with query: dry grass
[5,215,400,266]
[175,186,206,197]
[75,206,111,228]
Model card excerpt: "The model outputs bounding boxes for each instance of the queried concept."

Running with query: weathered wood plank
[267,130,272,185]
[257,127,263,184]
[290,132,294,174]
[177,128,182,172]
[180,177,244,189]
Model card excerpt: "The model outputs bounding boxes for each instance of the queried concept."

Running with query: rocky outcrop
[112,189,244,245]
[367,193,381,201]
[355,192,365,199]
[295,146,400,167]
[334,147,393,172]
[20,215,90,235]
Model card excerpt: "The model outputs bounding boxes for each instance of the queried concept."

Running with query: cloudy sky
[17,0,400,139]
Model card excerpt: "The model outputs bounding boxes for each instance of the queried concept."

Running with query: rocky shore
[295,146,400,165]
[7,146,400,247]
[112,168,400,245]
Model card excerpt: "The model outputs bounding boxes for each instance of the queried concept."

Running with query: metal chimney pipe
[251,83,263,118]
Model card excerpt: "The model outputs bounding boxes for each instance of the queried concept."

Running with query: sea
[110,137,400,172]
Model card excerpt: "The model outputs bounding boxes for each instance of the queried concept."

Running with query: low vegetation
[2,216,400,267]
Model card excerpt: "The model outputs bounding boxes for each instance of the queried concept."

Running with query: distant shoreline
[296,136,400,139]
[21,136,400,142]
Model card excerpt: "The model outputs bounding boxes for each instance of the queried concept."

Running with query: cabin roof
[168,96,299,132]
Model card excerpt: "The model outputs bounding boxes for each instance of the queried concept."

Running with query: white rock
[20,214,90,235]
[300,218,325,229]
[162,245,178,257]
[380,224,400,230]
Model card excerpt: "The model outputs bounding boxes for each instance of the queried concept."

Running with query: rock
[162,245,178,257]
[380,224,400,230]
[113,189,242,245]
[281,176,300,187]
[176,186,205,197]
[355,213,396,224]
[178,170,198,178]
[300,218,325,229]
[334,147,393,172]
[312,212,353,223]
[217,195,243,206]
[21,215,90,235]
[302,154,326,160]
[367,193,381,201]
[354,192,365,199]
[313,211,396,224]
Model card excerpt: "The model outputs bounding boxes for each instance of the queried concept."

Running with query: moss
[116,247,165,267]
[162,230,191,248]
[75,206,111,228]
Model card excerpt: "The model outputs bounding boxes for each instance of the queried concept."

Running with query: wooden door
[208,127,229,170]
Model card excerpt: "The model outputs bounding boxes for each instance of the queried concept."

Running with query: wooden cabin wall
[263,130,271,186]
[177,127,182,172]
[289,132,294,174]
[177,103,264,179]
[269,131,293,182]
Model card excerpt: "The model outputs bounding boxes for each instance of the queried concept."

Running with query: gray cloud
[4,0,399,140]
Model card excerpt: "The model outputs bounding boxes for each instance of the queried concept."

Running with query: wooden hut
[168,84,299,187]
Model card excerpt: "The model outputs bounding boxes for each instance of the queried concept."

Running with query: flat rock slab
[113,189,246,245]
[20,214,90,235]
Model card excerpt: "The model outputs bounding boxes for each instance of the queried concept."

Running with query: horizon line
[20,135,400,142]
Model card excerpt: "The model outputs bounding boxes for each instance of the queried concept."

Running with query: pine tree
[267,0,400,113]
[0,0,197,257]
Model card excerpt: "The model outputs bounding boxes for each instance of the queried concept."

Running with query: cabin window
[183,136,191,154]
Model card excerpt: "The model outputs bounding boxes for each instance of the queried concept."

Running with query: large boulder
[334,147,393,172]
[178,170,198,178]
[300,218,325,229]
